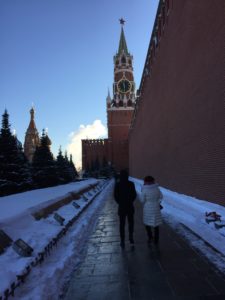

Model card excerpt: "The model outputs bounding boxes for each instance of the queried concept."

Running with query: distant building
[82,20,136,172]
[24,107,40,162]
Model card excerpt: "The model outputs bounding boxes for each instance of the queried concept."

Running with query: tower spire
[28,107,36,130]
[24,107,40,162]
[106,88,111,107]
[118,18,129,55]
[107,87,111,98]
[30,106,35,121]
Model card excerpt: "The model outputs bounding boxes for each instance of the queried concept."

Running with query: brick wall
[129,0,225,205]
[108,109,133,140]
[82,139,109,170]
[108,109,134,171]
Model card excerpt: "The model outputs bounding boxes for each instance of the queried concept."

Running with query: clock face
[117,79,131,93]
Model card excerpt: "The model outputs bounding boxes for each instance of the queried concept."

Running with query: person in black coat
[114,170,137,247]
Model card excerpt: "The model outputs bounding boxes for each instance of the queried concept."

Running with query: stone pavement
[63,192,225,300]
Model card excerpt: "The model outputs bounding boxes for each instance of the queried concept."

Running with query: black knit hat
[144,176,155,184]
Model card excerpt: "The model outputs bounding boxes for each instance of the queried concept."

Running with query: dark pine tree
[56,146,65,183]
[55,146,69,184]
[69,154,78,179]
[32,129,58,188]
[62,151,76,182]
[0,110,32,196]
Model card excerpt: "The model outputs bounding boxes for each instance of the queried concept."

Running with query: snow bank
[0,179,107,298]
[132,177,225,256]
[0,179,98,222]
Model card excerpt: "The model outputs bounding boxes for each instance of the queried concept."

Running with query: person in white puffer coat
[140,176,163,244]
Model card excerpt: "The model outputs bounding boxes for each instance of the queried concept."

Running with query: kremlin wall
[129,0,225,205]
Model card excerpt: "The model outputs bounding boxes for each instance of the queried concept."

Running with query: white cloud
[66,120,107,170]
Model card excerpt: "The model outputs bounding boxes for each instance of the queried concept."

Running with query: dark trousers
[119,213,134,241]
[145,225,159,244]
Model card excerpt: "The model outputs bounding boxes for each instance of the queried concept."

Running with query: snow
[0,177,225,299]
[0,179,98,222]
[133,178,225,274]
[0,179,111,299]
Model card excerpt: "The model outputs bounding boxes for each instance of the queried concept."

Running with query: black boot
[146,226,152,243]
[129,236,134,244]
[120,239,125,248]
[154,227,159,244]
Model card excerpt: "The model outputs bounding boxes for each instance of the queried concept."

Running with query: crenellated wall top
[82,139,108,146]
[130,0,172,132]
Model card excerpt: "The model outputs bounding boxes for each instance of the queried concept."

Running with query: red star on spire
[119,18,125,25]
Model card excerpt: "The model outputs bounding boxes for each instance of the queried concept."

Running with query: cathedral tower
[24,107,40,162]
[107,19,136,171]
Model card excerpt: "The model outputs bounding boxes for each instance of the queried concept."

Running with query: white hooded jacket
[140,183,163,227]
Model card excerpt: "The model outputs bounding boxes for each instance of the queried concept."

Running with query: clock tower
[107,19,136,171]
[82,20,136,173]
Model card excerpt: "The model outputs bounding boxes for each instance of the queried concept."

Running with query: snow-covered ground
[0,178,225,299]
[0,179,112,299]
[133,178,225,274]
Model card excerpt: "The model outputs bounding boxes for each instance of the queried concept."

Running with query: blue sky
[0,0,159,168]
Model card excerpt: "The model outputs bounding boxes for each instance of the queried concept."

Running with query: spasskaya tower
[82,19,136,173]
[106,18,136,171]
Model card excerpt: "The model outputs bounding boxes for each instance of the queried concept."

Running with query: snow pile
[0,179,111,299]
[132,178,225,257]
[0,179,98,222]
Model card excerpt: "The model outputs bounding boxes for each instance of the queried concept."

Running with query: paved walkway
[64,190,225,300]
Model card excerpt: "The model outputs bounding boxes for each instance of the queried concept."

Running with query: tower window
[127,100,132,107]
[121,56,126,64]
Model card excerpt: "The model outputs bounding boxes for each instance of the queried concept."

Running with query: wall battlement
[82,139,108,146]
[131,0,171,131]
